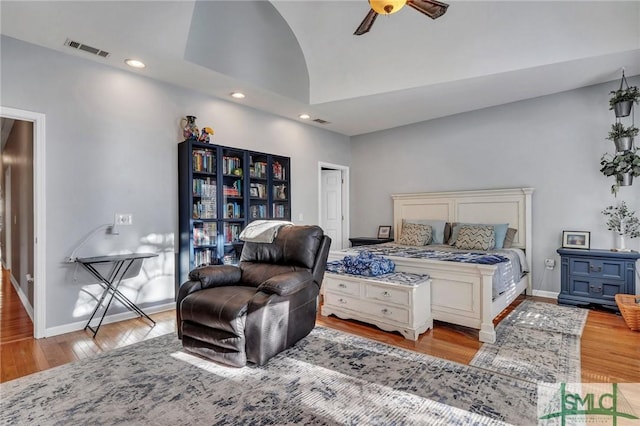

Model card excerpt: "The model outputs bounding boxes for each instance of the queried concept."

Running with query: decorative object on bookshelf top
[198,127,214,144]
[182,115,198,141]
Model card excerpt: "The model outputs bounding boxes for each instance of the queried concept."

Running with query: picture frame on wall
[562,231,590,249]
[377,225,392,239]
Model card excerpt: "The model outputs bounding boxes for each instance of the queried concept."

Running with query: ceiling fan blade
[354,9,378,35]
[407,0,449,19]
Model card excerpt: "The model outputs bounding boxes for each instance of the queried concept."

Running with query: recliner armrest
[257,270,314,296]
[189,265,242,289]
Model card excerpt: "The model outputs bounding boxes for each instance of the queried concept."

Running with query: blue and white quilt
[346,245,508,265]
[330,243,526,298]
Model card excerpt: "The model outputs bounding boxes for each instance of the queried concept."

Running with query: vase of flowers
[602,201,640,252]
[600,149,640,194]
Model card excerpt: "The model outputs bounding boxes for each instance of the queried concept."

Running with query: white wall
[350,77,640,294]
[0,35,350,332]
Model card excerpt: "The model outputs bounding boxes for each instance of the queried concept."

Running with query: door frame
[317,161,349,250]
[1,106,46,338]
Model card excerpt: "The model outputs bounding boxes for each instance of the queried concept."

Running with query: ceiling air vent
[64,39,110,58]
[312,118,330,124]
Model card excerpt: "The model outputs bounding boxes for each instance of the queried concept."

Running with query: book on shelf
[193,149,215,174]
[222,156,242,175]
[193,199,216,219]
[193,222,217,246]
[225,202,242,219]
[249,160,268,179]
[249,204,267,219]
[273,203,287,219]
[195,248,214,267]
[224,223,242,243]
[223,181,242,197]
[193,178,216,198]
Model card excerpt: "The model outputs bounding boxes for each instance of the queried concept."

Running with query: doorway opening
[318,162,349,250]
[1,106,46,338]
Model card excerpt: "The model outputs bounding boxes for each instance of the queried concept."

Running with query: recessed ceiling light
[298,114,311,120]
[230,92,246,99]
[125,59,146,69]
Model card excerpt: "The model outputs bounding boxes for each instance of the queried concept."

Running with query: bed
[326,187,534,344]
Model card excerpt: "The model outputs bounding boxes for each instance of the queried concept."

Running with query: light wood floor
[2,268,639,383]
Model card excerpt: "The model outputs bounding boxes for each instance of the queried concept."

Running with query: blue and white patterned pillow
[454,225,495,251]
[398,223,432,246]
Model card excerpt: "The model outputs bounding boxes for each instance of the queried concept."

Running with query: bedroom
[1,0,639,420]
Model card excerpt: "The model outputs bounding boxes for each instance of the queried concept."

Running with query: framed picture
[562,231,590,249]
[377,225,392,239]
[249,187,259,197]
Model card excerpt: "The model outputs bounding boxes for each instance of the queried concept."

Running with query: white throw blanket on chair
[239,220,294,243]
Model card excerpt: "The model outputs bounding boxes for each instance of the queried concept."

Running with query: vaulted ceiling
[1,1,639,136]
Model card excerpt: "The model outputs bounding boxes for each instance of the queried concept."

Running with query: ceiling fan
[354,0,449,35]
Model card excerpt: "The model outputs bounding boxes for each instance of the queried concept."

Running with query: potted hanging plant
[602,201,640,251]
[606,122,638,152]
[609,85,639,117]
[599,148,640,195]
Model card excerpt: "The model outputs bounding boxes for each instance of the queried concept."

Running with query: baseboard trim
[10,273,34,321]
[43,302,175,338]
[532,289,559,300]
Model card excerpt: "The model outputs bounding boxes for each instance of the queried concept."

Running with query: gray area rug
[1,327,538,426]
[470,300,588,383]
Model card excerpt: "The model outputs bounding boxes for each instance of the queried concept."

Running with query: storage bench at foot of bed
[321,271,432,340]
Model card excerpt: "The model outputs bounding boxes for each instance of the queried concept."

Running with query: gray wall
[351,77,640,294]
[0,35,350,332]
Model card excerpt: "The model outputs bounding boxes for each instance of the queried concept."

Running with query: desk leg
[83,260,127,337]
[81,260,156,338]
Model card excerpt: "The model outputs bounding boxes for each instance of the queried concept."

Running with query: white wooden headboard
[391,188,534,265]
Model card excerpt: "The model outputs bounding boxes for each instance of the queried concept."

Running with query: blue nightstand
[557,248,640,311]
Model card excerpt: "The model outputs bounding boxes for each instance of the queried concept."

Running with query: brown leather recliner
[177,225,331,367]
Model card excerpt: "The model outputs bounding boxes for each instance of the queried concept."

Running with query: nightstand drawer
[568,258,624,280]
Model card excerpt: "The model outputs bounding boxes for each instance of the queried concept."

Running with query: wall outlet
[544,258,555,269]
[115,213,133,226]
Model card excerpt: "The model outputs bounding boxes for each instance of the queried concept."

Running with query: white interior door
[321,169,342,249]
